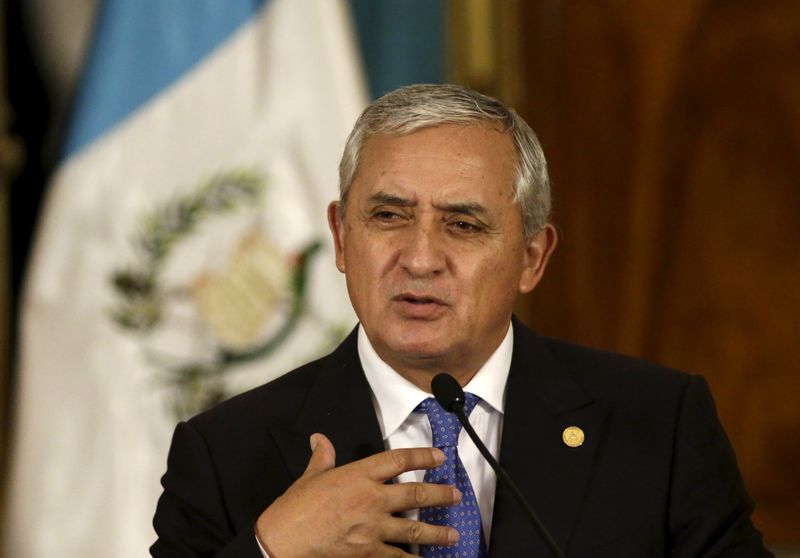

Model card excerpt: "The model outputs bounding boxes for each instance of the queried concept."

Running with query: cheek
[476,254,526,298]
[358,236,401,276]
[344,237,390,286]
[479,247,522,275]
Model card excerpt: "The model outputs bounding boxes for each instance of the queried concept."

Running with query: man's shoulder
[542,334,690,380]
[517,323,698,401]
[517,327,718,449]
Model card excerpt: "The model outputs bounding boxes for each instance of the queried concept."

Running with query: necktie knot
[415,393,480,448]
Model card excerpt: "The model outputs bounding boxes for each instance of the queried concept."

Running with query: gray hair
[337,83,551,240]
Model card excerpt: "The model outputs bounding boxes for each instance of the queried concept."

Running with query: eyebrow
[434,201,489,219]
[366,191,416,207]
[366,191,490,219]
[436,203,487,216]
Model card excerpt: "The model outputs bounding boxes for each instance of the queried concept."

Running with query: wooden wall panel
[509,0,800,544]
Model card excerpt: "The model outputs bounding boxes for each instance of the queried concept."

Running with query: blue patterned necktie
[416,393,488,558]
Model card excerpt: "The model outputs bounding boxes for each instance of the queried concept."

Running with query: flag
[4,1,366,556]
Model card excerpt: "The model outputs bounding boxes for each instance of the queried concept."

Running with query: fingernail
[452,487,462,503]
[309,434,318,451]
[432,448,445,465]
[448,528,459,544]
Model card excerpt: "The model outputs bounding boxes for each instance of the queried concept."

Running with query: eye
[368,208,409,228]
[449,220,483,233]
[373,210,401,221]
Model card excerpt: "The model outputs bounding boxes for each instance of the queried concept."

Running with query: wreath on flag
[110,170,340,418]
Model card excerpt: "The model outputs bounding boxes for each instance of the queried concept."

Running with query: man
[151,84,770,557]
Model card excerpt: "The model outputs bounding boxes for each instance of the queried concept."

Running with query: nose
[398,221,446,278]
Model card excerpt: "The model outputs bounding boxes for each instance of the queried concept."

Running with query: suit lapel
[269,328,386,481]
[266,328,410,552]
[489,320,608,556]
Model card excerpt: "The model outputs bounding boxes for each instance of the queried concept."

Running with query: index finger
[351,448,445,481]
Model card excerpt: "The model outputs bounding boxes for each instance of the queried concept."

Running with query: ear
[518,224,558,294]
[327,202,347,273]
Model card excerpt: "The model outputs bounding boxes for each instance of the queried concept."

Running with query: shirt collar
[358,323,513,440]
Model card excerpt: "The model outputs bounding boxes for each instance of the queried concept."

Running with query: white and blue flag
[5,1,366,556]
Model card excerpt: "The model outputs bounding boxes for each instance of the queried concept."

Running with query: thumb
[303,433,336,476]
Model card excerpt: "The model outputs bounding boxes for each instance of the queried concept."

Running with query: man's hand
[256,433,461,557]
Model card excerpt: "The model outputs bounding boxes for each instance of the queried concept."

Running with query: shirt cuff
[255,533,271,558]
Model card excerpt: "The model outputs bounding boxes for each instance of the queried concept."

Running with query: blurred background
[1,0,798,556]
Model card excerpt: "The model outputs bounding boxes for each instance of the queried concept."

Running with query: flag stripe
[64,0,266,157]
[349,0,445,98]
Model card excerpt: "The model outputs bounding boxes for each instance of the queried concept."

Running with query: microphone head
[431,373,465,413]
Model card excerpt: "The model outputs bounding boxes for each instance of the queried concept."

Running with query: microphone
[431,372,567,558]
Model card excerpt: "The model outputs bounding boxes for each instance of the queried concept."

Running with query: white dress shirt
[257,324,512,556]
[359,324,510,544]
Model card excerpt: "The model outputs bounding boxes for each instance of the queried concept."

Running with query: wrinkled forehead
[352,125,519,207]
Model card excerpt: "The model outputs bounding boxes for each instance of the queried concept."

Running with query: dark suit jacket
[151,319,770,557]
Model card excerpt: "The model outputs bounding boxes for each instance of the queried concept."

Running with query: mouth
[391,292,448,319]
[393,293,446,306]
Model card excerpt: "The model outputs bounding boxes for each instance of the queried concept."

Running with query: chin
[387,335,453,363]
[367,319,459,357]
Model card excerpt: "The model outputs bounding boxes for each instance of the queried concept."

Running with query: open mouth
[394,293,446,306]
[392,293,447,318]
[402,295,437,304]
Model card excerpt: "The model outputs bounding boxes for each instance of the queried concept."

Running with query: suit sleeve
[668,375,773,557]
[150,421,264,558]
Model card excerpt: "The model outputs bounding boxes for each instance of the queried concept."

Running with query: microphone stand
[452,400,567,558]
[431,373,567,558]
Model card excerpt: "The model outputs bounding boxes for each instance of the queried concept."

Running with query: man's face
[328,123,555,385]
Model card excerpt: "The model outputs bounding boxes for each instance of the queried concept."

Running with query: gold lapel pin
[562,426,585,448]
